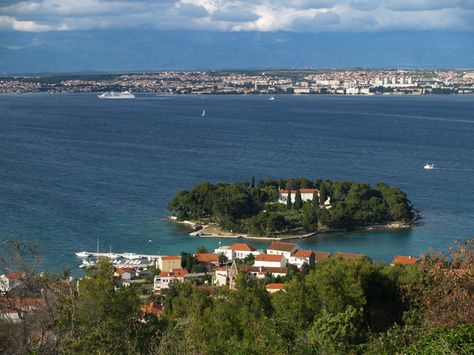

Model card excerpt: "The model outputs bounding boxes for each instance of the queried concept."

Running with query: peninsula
[168,178,415,239]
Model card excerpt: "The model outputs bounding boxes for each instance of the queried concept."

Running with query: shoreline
[168,216,415,241]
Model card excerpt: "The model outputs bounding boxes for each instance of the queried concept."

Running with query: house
[265,283,286,293]
[158,268,188,291]
[215,243,263,261]
[140,301,163,319]
[214,261,239,288]
[156,268,207,292]
[289,249,315,268]
[267,242,299,259]
[390,255,417,266]
[278,188,319,204]
[114,268,134,281]
[195,253,220,269]
[314,251,330,263]
[157,256,182,272]
[0,272,25,293]
[242,266,288,279]
[0,297,45,323]
[254,254,286,268]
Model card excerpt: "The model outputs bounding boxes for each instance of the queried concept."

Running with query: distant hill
[0,30,473,74]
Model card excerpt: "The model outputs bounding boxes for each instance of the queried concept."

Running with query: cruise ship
[97,91,135,99]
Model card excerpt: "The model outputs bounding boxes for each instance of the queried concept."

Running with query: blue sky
[0,1,473,72]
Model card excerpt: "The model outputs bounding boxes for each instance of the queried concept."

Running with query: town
[1,240,418,322]
[1,69,473,95]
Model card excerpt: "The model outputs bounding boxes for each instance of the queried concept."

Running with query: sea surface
[0,93,473,273]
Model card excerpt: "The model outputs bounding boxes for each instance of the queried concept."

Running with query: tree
[313,190,320,206]
[302,204,318,231]
[319,183,328,204]
[195,246,208,254]
[286,190,292,210]
[251,176,255,189]
[294,189,303,210]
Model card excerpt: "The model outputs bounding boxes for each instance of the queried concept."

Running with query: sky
[0,0,473,72]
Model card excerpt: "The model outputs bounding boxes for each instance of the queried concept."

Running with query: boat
[201,109,206,117]
[75,251,89,258]
[122,253,140,260]
[269,96,275,101]
[97,91,135,99]
[424,163,435,170]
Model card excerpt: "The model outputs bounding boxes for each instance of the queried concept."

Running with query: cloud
[0,0,473,32]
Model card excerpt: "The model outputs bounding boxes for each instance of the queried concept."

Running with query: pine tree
[294,189,303,210]
[251,176,255,189]
[313,191,320,207]
[287,189,292,209]
[320,183,328,205]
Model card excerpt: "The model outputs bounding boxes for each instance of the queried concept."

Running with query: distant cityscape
[1,69,473,95]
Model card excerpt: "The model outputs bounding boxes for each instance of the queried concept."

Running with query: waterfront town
[1,69,473,95]
[1,240,419,322]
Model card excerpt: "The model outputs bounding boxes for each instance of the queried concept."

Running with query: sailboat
[201,109,206,117]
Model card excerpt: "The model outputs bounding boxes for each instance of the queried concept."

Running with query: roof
[195,253,220,263]
[391,255,418,266]
[115,268,134,275]
[334,252,368,260]
[268,242,298,252]
[255,254,284,262]
[0,297,45,308]
[161,268,188,278]
[265,283,286,290]
[292,249,314,258]
[242,266,288,274]
[4,272,25,280]
[229,243,256,251]
[140,302,163,317]
[315,251,330,261]
[161,256,182,261]
[279,189,319,194]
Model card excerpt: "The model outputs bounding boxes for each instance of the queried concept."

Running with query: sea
[0,93,473,273]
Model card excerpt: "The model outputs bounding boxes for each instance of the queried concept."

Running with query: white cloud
[0,0,472,32]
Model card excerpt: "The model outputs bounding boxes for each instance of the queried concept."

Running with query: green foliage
[307,306,366,354]
[294,189,303,210]
[168,178,414,235]
[404,324,474,355]
[196,246,209,254]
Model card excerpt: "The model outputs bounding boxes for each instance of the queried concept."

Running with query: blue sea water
[0,93,473,273]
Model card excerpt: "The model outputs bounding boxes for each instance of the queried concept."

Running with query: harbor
[75,251,164,269]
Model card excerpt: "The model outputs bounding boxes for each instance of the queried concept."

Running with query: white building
[288,249,315,268]
[278,188,319,204]
[254,254,286,268]
[0,272,24,293]
[214,243,264,261]
[267,242,299,260]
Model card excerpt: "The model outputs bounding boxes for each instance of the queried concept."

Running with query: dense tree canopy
[168,178,414,236]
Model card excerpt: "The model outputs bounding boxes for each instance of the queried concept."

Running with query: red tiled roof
[268,242,298,252]
[292,249,314,258]
[255,254,284,262]
[391,255,417,266]
[315,251,330,261]
[161,256,181,261]
[0,297,45,308]
[279,189,319,194]
[159,268,188,278]
[229,243,256,251]
[266,283,286,290]
[242,266,288,274]
[4,272,25,280]
[195,253,220,263]
[140,301,163,317]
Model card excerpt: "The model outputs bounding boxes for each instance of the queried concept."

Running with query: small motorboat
[75,251,89,258]
[269,96,275,101]
[424,163,435,170]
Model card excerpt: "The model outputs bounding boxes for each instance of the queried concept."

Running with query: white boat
[122,253,140,260]
[97,91,135,99]
[201,109,206,117]
[269,96,275,101]
[424,163,435,170]
[75,251,89,258]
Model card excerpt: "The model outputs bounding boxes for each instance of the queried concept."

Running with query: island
[167,177,415,239]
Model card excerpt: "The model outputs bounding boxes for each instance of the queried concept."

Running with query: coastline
[168,216,415,241]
